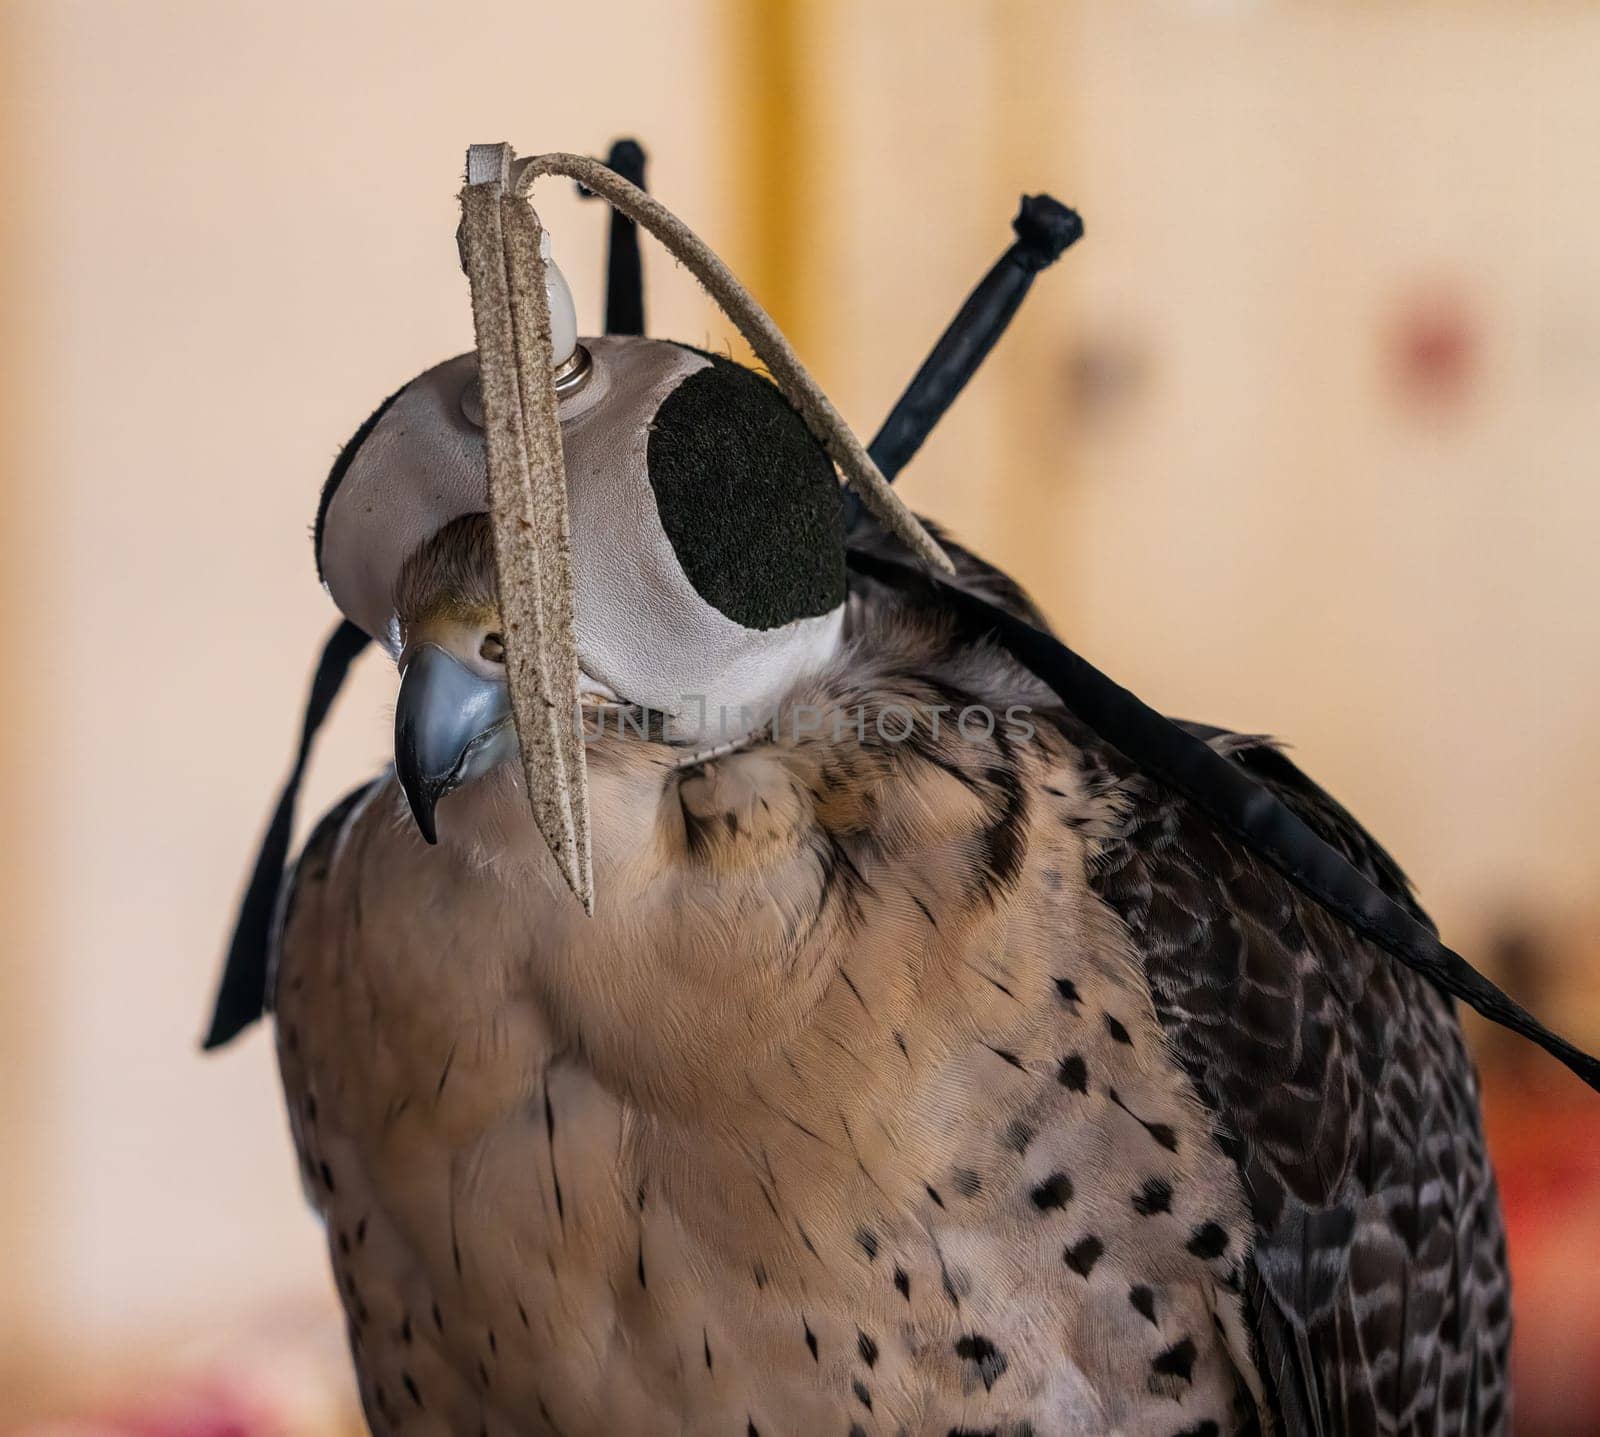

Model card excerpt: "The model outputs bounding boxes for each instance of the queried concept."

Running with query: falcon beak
[394,644,514,845]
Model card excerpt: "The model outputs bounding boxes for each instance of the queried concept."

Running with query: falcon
[208,142,1597,1437]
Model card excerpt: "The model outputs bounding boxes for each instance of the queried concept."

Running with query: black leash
[868,194,1082,482]
[203,619,370,1049]
[843,192,1081,533]
[579,137,648,337]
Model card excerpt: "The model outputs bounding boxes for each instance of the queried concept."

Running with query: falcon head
[316,308,849,856]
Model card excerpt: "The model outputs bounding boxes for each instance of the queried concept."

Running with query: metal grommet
[460,343,592,429]
[554,343,593,396]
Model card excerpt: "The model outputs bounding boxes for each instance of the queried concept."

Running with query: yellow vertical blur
[724,0,819,359]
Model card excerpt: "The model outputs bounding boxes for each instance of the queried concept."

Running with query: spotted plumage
[1078,712,1512,1435]
[271,523,1507,1436]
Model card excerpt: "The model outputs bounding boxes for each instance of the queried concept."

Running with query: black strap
[579,138,648,336]
[202,619,370,1049]
[847,548,1600,1093]
[867,194,1082,485]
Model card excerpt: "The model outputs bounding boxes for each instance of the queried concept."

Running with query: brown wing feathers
[1080,724,1511,1437]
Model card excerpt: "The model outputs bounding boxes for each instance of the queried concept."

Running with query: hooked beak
[394,644,514,844]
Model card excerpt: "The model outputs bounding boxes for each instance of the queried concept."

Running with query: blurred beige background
[3,0,1600,1429]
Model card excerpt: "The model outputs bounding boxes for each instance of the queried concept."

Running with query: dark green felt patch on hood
[647,351,845,631]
